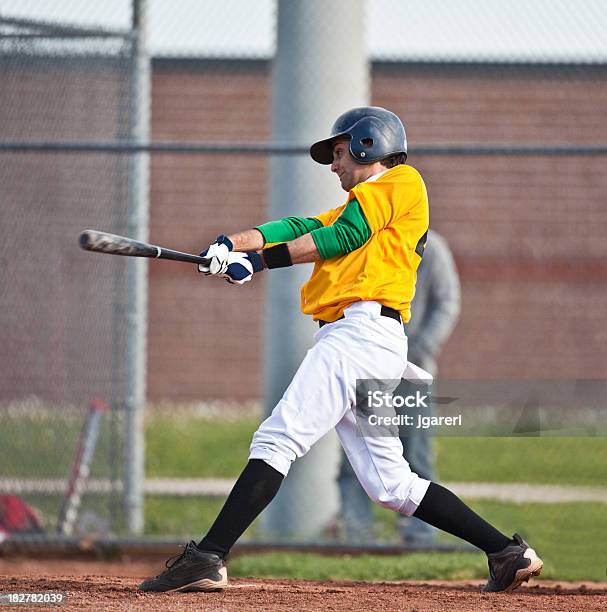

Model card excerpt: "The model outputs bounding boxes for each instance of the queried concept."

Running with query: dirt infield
[1,559,607,611]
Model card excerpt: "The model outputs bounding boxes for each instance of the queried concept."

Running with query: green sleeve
[255,216,323,245]
[310,199,372,259]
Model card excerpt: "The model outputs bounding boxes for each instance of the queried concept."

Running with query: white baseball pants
[250,301,431,516]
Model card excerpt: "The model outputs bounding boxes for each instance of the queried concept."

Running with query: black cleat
[138,541,228,592]
[482,533,543,593]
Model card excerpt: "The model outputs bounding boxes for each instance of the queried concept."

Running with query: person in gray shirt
[337,229,461,545]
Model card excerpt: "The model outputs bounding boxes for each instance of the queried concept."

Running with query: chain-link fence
[0,7,136,539]
[1,0,606,580]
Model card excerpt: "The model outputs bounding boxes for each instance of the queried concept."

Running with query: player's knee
[247,399,314,478]
[366,472,429,515]
[368,488,404,512]
[249,429,303,477]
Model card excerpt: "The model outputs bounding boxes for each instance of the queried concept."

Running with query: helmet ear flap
[349,116,386,163]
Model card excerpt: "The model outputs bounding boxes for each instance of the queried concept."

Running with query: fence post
[262,0,369,539]
[124,0,151,536]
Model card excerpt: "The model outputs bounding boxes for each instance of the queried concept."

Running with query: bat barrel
[79,229,160,258]
[79,229,211,265]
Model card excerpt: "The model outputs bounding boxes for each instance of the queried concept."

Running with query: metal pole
[124,0,151,535]
[262,0,369,539]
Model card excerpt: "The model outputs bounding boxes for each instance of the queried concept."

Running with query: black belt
[318,305,401,328]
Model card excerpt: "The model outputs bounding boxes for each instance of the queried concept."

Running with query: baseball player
[139,107,543,593]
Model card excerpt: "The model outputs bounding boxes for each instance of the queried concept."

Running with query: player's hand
[218,251,264,285]
[198,235,233,275]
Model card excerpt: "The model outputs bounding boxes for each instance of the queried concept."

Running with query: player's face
[330,140,374,191]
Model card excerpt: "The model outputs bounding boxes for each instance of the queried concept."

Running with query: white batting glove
[198,235,233,276]
[218,251,264,285]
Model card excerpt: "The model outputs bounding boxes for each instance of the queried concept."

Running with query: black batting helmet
[310,106,407,165]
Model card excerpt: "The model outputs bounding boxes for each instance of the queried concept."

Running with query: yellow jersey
[301,164,429,323]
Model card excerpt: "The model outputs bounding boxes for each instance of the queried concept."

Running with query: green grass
[161,496,607,581]
[0,415,115,478]
[434,437,607,487]
[141,497,607,581]
[145,496,227,536]
[229,551,486,581]
[227,500,607,582]
[2,411,606,580]
[145,416,607,487]
[145,416,257,478]
[2,412,604,486]
[460,500,607,582]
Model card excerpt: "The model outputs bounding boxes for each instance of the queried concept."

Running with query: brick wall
[148,61,271,401]
[372,63,607,380]
[2,59,605,405]
[0,57,131,404]
[147,61,607,400]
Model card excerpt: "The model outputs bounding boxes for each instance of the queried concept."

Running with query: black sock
[413,482,511,554]
[198,459,284,557]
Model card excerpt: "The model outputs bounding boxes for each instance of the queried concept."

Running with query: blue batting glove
[219,252,264,285]
[198,235,233,275]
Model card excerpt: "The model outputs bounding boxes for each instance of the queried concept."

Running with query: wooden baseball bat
[79,229,211,265]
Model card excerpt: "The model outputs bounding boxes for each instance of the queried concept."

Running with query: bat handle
[156,246,212,266]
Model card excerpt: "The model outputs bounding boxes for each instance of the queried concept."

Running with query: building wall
[148,61,607,400]
[372,63,607,379]
[148,60,271,401]
[0,56,131,405]
[1,58,605,404]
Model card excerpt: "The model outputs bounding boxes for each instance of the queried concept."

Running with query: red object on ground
[0,494,43,535]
